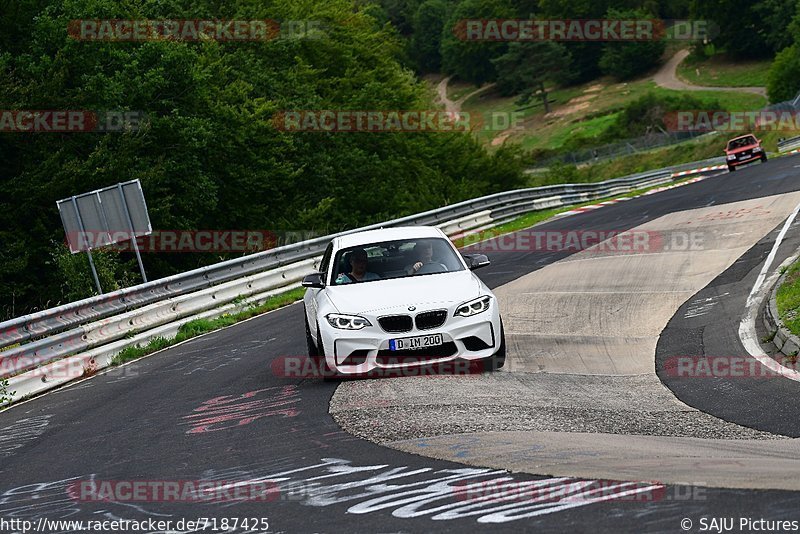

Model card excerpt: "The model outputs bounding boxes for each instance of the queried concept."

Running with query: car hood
[326,271,483,314]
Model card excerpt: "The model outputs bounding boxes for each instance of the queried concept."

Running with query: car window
[319,242,334,281]
[331,237,465,285]
[728,136,756,150]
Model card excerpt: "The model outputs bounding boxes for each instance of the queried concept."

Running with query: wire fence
[531,130,713,168]
[529,91,800,169]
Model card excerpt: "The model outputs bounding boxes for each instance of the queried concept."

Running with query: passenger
[336,248,381,284]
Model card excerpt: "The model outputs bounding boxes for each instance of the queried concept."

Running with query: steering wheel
[415,262,448,274]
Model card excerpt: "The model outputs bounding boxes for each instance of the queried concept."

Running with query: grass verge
[777,262,800,341]
[676,54,771,88]
[110,287,306,366]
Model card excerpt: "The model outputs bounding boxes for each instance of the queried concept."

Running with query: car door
[307,241,334,338]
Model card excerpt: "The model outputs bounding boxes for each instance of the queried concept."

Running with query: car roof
[335,226,447,249]
[728,134,756,142]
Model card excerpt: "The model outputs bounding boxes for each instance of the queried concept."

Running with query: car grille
[737,150,752,160]
[378,315,413,333]
[376,342,458,365]
[415,310,447,330]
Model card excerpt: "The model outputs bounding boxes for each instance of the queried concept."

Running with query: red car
[725,134,767,172]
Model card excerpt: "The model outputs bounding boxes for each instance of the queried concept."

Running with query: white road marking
[684,293,729,319]
[738,200,800,382]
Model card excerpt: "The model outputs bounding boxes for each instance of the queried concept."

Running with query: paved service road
[3,155,800,532]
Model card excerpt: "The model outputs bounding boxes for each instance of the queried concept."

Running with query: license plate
[390,334,443,351]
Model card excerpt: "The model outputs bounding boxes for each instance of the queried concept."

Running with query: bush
[603,93,720,139]
[50,242,138,304]
[768,45,800,103]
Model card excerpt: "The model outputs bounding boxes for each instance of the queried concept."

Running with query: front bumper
[319,304,502,375]
[728,152,763,167]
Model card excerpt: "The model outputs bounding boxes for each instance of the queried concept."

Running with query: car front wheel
[313,320,341,381]
[728,164,736,172]
[304,311,318,358]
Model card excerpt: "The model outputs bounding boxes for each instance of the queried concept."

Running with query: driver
[405,241,434,275]
[336,248,381,284]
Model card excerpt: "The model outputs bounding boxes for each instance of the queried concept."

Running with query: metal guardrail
[778,136,800,153]
[0,156,728,385]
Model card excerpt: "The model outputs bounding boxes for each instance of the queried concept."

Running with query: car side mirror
[302,272,325,288]
[463,253,490,270]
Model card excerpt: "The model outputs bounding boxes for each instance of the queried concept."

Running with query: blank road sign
[57,180,152,253]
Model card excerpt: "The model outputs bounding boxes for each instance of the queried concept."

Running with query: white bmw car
[302,226,505,377]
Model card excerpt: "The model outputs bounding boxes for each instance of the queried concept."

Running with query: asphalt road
[3,154,800,533]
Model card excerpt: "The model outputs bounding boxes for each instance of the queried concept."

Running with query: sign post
[69,196,103,294]
[57,180,152,294]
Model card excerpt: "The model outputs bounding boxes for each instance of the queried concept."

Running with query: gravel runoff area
[329,373,781,443]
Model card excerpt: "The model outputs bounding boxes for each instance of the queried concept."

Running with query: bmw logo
[408,306,416,311]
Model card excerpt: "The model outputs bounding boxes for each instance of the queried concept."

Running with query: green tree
[439,0,514,84]
[491,41,572,111]
[599,8,666,80]
[536,0,616,83]
[0,0,526,317]
[754,0,797,53]
[375,0,423,35]
[767,44,800,103]
[690,0,772,58]
[410,0,449,72]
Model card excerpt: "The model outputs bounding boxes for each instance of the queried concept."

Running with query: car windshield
[727,136,757,150]
[331,237,465,285]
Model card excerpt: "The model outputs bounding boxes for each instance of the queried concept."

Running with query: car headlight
[455,296,492,317]
[726,154,736,160]
[326,313,371,330]
[753,146,763,152]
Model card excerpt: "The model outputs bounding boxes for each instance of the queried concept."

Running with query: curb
[558,197,630,217]
[670,165,727,178]
[763,271,800,358]
[643,174,708,196]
